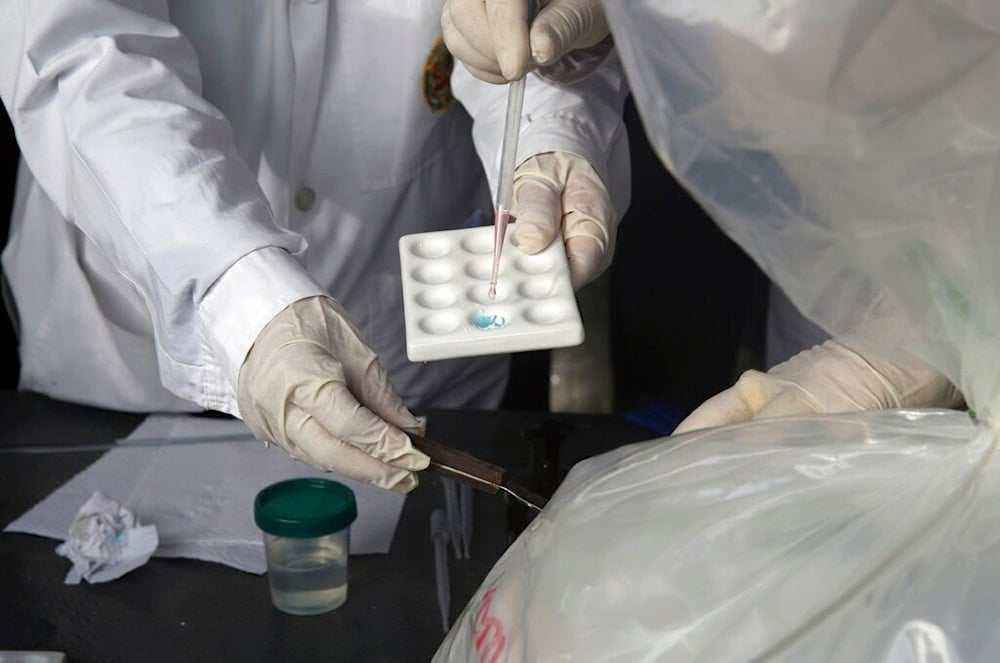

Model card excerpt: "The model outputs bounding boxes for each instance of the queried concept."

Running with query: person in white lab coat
[0,2,630,491]
[443,0,966,432]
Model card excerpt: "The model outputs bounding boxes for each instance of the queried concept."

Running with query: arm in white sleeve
[0,1,317,413]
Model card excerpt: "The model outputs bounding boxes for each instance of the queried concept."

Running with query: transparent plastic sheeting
[435,411,1000,661]
[603,0,1000,420]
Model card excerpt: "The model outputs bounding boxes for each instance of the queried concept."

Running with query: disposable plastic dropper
[488,75,527,300]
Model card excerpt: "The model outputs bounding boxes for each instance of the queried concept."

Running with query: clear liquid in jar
[267,540,348,615]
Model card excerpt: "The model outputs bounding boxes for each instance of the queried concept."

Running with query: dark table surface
[0,391,657,663]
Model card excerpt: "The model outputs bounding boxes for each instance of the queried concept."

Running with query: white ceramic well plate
[398,226,584,362]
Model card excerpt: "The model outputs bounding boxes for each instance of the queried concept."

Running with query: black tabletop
[0,391,657,663]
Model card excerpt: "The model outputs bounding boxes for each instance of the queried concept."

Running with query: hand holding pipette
[442,0,611,85]
[504,151,617,290]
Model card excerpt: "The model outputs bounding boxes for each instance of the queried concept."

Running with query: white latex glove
[237,296,430,492]
[672,337,965,435]
[442,0,609,83]
[511,151,616,290]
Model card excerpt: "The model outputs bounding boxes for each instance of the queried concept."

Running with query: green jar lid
[254,478,358,538]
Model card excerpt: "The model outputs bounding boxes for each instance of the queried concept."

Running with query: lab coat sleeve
[0,1,324,415]
[451,51,631,221]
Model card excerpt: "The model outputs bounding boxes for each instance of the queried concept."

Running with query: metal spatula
[410,434,548,512]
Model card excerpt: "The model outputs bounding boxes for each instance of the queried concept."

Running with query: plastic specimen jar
[254,478,358,615]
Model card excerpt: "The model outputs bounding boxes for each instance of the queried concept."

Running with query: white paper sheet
[5,415,406,574]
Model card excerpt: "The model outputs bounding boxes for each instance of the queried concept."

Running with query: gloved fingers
[463,62,510,85]
[510,176,562,255]
[311,302,426,436]
[287,406,422,493]
[674,333,967,438]
[485,0,533,79]
[444,0,532,83]
[512,152,616,289]
[235,296,428,490]
[303,298,427,464]
[671,387,758,436]
[442,2,508,83]
[673,380,824,436]
[510,152,575,254]
[671,370,785,435]
[444,0,609,81]
[285,379,430,470]
[751,387,824,420]
[564,234,605,290]
[530,0,611,67]
[561,162,615,288]
[247,316,427,473]
[834,336,965,409]
[769,338,905,412]
[339,343,426,436]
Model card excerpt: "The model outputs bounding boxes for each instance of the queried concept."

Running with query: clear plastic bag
[436,1,1000,659]
[435,411,1000,661]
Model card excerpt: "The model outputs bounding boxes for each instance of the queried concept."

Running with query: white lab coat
[0,1,629,415]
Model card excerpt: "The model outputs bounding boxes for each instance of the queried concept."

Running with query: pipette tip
[489,208,511,301]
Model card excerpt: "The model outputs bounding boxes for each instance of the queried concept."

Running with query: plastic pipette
[488,75,527,300]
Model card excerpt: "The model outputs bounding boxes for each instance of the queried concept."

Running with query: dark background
[0,105,19,389]
[611,98,767,415]
[0,97,768,417]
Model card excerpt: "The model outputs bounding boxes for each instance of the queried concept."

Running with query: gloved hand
[672,337,965,435]
[237,296,430,492]
[511,151,616,290]
[442,0,609,83]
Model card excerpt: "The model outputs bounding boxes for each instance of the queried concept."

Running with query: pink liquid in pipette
[488,208,511,300]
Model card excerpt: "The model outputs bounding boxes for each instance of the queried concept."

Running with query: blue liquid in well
[473,313,507,330]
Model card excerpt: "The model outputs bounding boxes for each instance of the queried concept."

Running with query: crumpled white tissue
[55,490,159,585]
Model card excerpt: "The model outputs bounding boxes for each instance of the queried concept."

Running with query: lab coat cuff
[200,248,327,414]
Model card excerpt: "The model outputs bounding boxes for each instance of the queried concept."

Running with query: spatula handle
[410,434,505,494]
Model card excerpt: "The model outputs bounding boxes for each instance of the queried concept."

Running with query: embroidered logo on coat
[422,36,454,113]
